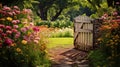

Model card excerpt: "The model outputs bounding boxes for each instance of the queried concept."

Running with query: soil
[48,45,89,67]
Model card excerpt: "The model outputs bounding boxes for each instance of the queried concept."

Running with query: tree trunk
[51,8,63,21]
[39,8,47,20]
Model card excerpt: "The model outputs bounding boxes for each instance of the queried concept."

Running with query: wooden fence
[74,16,94,51]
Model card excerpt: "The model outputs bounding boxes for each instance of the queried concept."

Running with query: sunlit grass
[47,38,73,48]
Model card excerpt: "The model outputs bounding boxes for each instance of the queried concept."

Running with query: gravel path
[48,46,89,67]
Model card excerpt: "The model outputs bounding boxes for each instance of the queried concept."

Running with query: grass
[47,38,73,48]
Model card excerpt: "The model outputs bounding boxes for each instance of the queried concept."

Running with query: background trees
[0,0,120,21]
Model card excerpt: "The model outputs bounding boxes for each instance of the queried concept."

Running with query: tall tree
[37,0,79,21]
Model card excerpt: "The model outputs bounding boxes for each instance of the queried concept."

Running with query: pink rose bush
[0,5,50,67]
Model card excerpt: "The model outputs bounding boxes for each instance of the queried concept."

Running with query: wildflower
[21,27,27,32]
[113,11,118,16]
[21,40,27,44]
[12,20,20,24]
[13,6,20,10]
[15,32,20,38]
[3,6,11,11]
[1,33,7,37]
[0,24,5,28]
[12,29,18,33]
[16,48,21,52]
[13,25,19,28]
[6,30,12,34]
[8,12,13,16]
[6,26,12,30]
[6,17,12,21]
[34,40,39,44]
[4,38,13,46]
[33,26,40,32]
[11,43,16,46]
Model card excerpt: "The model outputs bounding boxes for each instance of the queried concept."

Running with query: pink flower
[8,12,13,16]
[21,27,27,32]
[6,30,12,34]
[3,6,11,11]
[116,2,120,4]
[34,40,39,44]
[6,26,12,30]
[113,11,118,16]
[13,6,20,10]
[12,20,20,24]
[30,23,34,26]
[33,26,39,32]
[1,33,7,37]
[14,10,20,14]
[35,37,40,40]
[13,25,19,28]
[4,38,13,46]
[0,24,5,28]
[12,29,18,33]
[15,32,20,38]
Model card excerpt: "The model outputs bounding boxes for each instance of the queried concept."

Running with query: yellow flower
[6,17,12,21]
[16,48,21,52]
[11,43,16,46]
[21,40,27,44]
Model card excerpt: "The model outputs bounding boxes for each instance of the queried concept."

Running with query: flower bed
[89,11,120,67]
[0,5,50,67]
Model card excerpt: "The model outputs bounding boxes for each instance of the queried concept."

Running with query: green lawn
[47,38,73,48]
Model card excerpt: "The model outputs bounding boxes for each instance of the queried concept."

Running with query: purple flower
[6,26,12,30]
[4,38,13,46]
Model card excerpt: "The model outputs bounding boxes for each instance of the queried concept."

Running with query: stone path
[48,46,89,67]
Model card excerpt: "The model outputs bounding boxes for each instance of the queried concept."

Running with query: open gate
[74,16,93,51]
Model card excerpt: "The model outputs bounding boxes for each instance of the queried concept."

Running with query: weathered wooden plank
[78,29,92,32]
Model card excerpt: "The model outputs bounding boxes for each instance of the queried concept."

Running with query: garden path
[48,45,89,67]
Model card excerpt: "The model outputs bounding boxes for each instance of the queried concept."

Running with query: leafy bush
[0,5,50,67]
[36,19,73,28]
[89,10,120,67]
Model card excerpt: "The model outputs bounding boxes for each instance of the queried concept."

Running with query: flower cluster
[98,11,120,66]
[0,5,40,48]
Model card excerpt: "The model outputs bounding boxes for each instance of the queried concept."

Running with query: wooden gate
[74,16,93,51]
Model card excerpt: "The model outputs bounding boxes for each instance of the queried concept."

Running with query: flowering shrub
[89,11,120,67]
[0,5,50,67]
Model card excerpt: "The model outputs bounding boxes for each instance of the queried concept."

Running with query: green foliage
[88,49,108,67]
[36,19,73,28]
